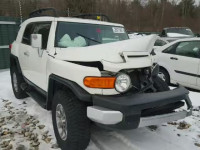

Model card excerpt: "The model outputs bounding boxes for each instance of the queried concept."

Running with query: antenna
[18,0,23,24]
[67,8,70,17]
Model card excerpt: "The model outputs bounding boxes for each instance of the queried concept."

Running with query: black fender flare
[46,74,92,110]
[10,54,22,74]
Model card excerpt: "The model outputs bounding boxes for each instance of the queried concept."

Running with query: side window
[174,41,200,58]
[33,22,51,49]
[22,23,35,45]
[163,43,178,54]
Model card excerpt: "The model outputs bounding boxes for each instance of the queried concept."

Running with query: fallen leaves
[0,99,59,150]
[177,121,191,130]
[37,125,45,130]
[194,143,200,147]
[168,121,191,130]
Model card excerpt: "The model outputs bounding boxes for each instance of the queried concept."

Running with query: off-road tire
[10,65,28,99]
[153,76,170,92]
[52,90,90,150]
[159,68,170,84]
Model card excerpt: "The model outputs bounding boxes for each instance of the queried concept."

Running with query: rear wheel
[10,66,28,99]
[52,90,90,150]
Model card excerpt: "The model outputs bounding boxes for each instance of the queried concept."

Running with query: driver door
[26,22,52,91]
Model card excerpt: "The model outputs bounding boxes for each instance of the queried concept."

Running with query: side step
[20,82,29,91]
[26,89,47,109]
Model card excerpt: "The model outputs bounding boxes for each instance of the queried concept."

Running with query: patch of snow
[128,33,146,39]
[0,70,200,150]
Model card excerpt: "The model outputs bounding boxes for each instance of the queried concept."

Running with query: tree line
[1,0,200,33]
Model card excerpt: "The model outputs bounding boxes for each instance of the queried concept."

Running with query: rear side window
[175,41,200,58]
[163,41,200,58]
[22,23,34,45]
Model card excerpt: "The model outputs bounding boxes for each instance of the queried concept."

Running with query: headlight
[115,73,131,93]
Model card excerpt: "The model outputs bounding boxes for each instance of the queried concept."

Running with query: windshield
[55,22,129,48]
[166,28,194,37]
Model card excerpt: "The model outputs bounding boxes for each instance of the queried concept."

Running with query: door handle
[170,57,178,60]
[24,51,29,56]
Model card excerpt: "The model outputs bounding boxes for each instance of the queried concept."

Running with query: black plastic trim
[23,77,47,96]
[10,54,22,74]
[93,86,189,110]
[93,86,192,130]
[26,89,47,108]
[68,61,103,71]
[127,55,148,58]
[175,70,200,78]
[46,74,91,110]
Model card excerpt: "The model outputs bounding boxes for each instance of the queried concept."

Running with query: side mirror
[31,34,43,57]
[31,34,42,48]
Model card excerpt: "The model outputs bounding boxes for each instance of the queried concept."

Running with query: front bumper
[87,86,192,130]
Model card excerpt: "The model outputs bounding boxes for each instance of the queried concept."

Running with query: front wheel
[52,90,90,150]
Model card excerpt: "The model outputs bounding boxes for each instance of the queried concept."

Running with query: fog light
[115,73,131,93]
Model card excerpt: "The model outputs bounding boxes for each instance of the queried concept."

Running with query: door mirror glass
[31,34,43,57]
[31,34,42,49]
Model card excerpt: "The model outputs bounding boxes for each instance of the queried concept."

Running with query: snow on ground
[128,33,146,39]
[0,70,200,150]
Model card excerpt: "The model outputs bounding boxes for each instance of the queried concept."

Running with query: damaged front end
[54,34,192,128]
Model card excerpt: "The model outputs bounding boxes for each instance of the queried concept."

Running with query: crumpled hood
[55,35,158,63]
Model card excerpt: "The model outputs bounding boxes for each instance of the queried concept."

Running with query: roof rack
[29,8,111,22]
[29,8,58,18]
[72,13,111,22]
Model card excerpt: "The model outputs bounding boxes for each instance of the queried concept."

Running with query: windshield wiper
[77,33,101,44]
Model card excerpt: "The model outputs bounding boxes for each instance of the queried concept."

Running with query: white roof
[22,16,124,27]
[172,38,200,42]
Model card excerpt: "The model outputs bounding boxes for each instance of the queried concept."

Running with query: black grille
[128,67,152,93]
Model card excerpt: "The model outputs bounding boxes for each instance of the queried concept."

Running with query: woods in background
[1,0,200,33]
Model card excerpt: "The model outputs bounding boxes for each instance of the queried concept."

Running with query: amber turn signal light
[84,77,116,88]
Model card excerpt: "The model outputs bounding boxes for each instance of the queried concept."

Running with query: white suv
[10,9,192,150]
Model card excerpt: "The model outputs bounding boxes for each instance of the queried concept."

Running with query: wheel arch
[46,74,91,110]
[10,54,22,74]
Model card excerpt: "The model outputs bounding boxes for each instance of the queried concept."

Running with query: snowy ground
[0,70,200,150]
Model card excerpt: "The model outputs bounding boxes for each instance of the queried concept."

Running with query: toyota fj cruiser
[10,8,192,150]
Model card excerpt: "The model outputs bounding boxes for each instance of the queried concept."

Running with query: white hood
[55,35,158,63]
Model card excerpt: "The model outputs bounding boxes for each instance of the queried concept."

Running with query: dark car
[160,27,195,42]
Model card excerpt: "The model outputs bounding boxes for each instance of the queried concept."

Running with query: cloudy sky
[138,0,200,6]
[168,0,200,5]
